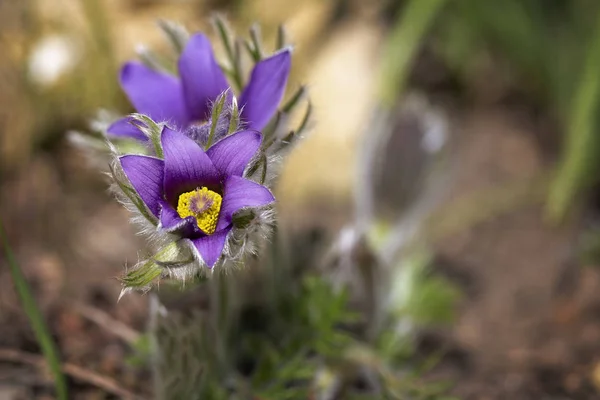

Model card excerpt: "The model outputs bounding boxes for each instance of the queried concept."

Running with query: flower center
[176,187,222,234]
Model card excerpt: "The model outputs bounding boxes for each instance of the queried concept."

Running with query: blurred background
[4,0,600,398]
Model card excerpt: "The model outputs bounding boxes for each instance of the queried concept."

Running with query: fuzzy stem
[227,97,240,136]
[206,92,228,149]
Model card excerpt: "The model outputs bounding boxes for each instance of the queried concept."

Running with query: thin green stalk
[227,97,240,135]
[1,222,68,399]
[213,15,244,92]
[547,8,600,223]
[276,24,287,50]
[249,24,264,60]
[206,93,227,149]
[378,0,448,107]
[260,153,268,184]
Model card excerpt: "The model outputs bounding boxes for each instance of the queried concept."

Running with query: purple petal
[178,33,230,122]
[106,117,148,141]
[191,229,229,268]
[158,201,201,236]
[159,201,190,231]
[217,176,274,230]
[119,155,165,217]
[119,62,189,128]
[161,126,221,204]
[206,130,262,177]
[239,49,291,130]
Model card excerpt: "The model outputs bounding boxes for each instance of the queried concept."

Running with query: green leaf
[1,222,68,399]
[547,7,600,222]
[379,0,448,107]
[389,250,461,327]
[212,14,243,91]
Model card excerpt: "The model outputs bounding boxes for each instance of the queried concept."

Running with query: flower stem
[260,153,268,185]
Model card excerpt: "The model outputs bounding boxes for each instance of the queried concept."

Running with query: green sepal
[129,113,164,157]
[120,259,162,290]
[232,208,256,229]
[206,90,229,149]
[227,96,240,136]
[120,241,192,292]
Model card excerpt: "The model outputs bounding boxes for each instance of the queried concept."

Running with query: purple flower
[107,33,291,141]
[119,127,275,267]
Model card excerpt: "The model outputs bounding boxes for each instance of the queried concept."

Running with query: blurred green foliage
[1,222,68,399]
[389,250,461,327]
[434,0,600,222]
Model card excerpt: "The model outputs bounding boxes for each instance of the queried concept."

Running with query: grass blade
[0,222,68,399]
[378,0,448,107]
[546,8,600,223]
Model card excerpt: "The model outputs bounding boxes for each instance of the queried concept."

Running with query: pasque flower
[119,126,274,267]
[107,33,291,141]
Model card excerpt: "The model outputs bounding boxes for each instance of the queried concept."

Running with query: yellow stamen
[176,187,222,234]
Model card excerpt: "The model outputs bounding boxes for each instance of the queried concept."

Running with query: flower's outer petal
[217,176,274,230]
[206,130,261,177]
[161,126,221,203]
[191,229,229,268]
[120,62,189,128]
[106,117,148,141]
[119,155,165,217]
[178,33,230,122]
[239,49,291,130]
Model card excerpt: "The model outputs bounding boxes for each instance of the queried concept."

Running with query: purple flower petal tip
[206,130,262,177]
[217,176,274,230]
[191,230,229,268]
[239,49,292,131]
[106,117,148,141]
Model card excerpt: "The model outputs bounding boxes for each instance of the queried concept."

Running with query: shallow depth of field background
[3,0,600,398]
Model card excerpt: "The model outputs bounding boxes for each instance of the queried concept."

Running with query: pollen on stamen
[176,187,222,234]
